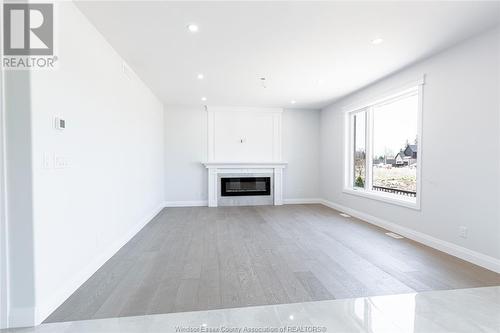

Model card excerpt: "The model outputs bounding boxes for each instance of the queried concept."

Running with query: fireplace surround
[217,173,273,206]
[203,162,287,207]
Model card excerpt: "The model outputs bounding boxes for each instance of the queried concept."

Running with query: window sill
[342,187,420,210]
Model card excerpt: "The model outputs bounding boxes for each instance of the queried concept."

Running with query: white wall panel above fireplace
[207,106,283,162]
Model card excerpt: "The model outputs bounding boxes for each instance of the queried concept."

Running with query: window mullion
[349,113,354,188]
[365,108,373,191]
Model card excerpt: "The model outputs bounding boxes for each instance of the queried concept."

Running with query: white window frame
[343,77,424,210]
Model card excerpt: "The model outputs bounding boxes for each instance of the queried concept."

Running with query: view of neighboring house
[396,144,417,166]
[404,144,418,158]
[375,144,417,167]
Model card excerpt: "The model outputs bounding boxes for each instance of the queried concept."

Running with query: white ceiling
[75,1,500,109]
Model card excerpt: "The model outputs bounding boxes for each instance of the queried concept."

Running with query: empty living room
[1,1,500,332]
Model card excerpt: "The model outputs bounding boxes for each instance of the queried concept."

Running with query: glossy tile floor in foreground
[5,286,500,332]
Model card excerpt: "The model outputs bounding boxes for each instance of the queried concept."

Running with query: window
[352,111,367,189]
[345,82,423,209]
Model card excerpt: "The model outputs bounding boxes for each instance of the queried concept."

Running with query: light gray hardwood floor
[45,205,500,323]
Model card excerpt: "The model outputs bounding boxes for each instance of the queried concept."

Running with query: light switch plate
[55,117,66,130]
[54,155,69,169]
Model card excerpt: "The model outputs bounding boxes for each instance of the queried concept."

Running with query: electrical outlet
[459,226,468,239]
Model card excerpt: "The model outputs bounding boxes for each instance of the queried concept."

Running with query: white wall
[320,27,500,263]
[164,106,320,204]
[283,109,320,201]
[4,71,36,327]
[164,105,207,205]
[19,2,164,324]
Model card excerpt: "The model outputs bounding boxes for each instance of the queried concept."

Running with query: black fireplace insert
[221,177,271,196]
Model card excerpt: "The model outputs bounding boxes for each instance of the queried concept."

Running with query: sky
[372,94,418,157]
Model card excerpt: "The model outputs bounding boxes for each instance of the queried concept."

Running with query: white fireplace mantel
[202,162,288,207]
[203,162,288,168]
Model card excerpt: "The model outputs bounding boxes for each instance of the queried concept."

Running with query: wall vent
[385,232,404,239]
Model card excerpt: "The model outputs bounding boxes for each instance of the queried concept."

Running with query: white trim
[164,200,208,207]
[0,44,9,329]
[34,203,165,324]
[203,162,287,168]
[342,76,425,114]
[273,168,283,206]
[207,106,283,114]
[206,106,215,162]
[343,78,424,210]
[343,109,351,190]
[272,113,282,161]
[366,109,373,190]
[319,199,500,274]
[342,188,419,210]
[415,83,424,210]
[208,167,217,208]
[283,198,322,205]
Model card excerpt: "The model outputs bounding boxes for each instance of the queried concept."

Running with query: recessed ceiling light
[187,24,199,33]
[371,37,384,45]
[290,100,296,104]
[201,97,207,102]
[197,73,204,80]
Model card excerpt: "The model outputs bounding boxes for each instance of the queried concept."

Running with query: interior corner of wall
[8,306,37,328]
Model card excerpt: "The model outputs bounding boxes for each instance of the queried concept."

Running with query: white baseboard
[34,203,165,325]
[283,198,322,204]
[165,199,322,206]
[319,199,500,274]
[164,200,208,207]
[165,199,325,207]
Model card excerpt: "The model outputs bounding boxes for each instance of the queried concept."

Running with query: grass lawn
[373,166,416,192]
